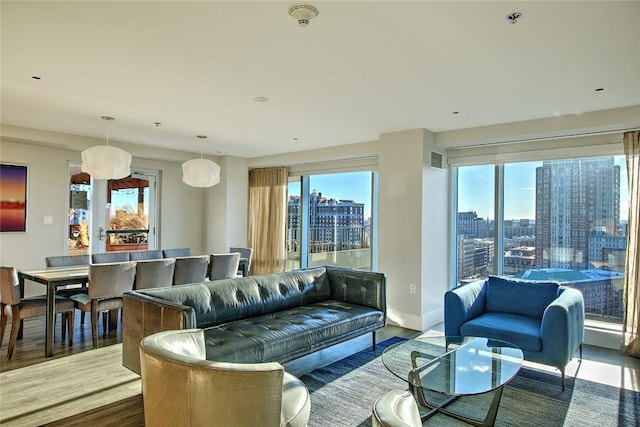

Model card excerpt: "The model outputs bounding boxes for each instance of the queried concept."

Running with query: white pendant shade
[182,158,221,188]
[81,145,132,180]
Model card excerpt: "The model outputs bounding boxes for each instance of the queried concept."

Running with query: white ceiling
[2,1,639,158]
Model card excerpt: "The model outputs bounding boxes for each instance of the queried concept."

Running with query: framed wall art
[0,163,28,232]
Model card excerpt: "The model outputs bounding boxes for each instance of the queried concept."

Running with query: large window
[287,172,376,271]
[455,156,628,324]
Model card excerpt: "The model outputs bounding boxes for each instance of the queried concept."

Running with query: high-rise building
[535,157,621,270]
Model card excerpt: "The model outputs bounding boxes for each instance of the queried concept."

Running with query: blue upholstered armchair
[444,275,585,390]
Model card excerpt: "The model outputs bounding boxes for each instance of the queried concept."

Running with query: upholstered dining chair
[134,258,176,290]
[139,329,310,427]
[70,261,136,348]
[45,255,90,294]
[46,254,90,324]
[372,389,422,427]
[209,252,241,280]
[229,246,253,276]
[162,248,191,258]
[91,252,130,264]
[0,266,75,359]
[173,255,209,285]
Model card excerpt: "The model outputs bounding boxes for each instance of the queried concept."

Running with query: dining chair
[129,250,163,261]
[162,248,192,258]
[172,255,209,285]
[134,258,176,290]
[229,247,253,276]
[91,252,130,264]
[0,266,75,359]
[70,261,136,348]
[209,253,242,280]
[45,254,90,324]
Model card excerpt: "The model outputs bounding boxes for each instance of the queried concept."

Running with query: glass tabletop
[382,336,523,396]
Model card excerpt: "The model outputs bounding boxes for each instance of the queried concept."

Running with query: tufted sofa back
[135,267,332,328]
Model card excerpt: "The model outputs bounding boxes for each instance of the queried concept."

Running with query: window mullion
[494,164,504,275]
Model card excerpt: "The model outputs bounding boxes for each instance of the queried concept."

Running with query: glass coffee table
[382,336,523,426]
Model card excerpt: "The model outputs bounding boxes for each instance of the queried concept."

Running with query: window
[66,164,158,255]
[455,165,495,283]
[454,156,627,324]
[287,172,376,271]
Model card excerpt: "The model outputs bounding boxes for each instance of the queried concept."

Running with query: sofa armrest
[444,279,487,336]
[326,266,386,313]
[540,287,585,368]
[122,291,196,374]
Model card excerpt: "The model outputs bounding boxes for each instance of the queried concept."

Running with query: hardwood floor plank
[0,344,140,426]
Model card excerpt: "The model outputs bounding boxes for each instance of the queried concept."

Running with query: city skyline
[458,156,629,221]
[288,171,373,219]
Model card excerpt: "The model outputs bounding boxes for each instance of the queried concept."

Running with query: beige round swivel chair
[372,389,422,427]
[140,328,310,427]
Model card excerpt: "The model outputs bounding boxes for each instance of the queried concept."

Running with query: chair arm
[540,288,585,368]
[444,279,487,336]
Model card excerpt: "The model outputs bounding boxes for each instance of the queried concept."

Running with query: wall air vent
[430,151,444,170]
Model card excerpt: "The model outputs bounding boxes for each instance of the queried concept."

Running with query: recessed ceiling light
[595,88,604,92]
[254,96,269,103]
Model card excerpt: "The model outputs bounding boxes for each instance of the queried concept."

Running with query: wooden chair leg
[7,307,21,360]
[91,305,99,349]
[80,311,86,326]
[0,303,7,348]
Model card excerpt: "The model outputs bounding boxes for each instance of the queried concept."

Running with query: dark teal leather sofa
[122,266,386,374]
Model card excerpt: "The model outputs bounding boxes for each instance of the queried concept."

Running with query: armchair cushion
[486,275,560,319]
[460,312,543,352]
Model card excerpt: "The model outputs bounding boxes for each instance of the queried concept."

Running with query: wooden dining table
[17,266,89,357]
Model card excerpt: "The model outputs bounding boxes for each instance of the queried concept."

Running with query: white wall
[377,129,449,331]
[203,156,248,254]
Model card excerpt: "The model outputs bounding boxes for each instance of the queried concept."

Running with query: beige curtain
[622,130,640,357]
[248,167,288,275]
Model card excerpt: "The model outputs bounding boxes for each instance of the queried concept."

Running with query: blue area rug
[300,337,639,426]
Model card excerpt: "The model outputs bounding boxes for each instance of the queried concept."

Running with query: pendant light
[182,135,221,188]
[81,116,132,180]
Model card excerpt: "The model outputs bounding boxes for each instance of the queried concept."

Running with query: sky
[458,156,629,221]
[289,171,373,219]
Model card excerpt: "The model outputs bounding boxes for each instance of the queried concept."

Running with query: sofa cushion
[202,300,384,363]
[486,275,559,319]
[460,312,542,352]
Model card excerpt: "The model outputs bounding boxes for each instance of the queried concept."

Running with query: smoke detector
[288,4,319,27]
